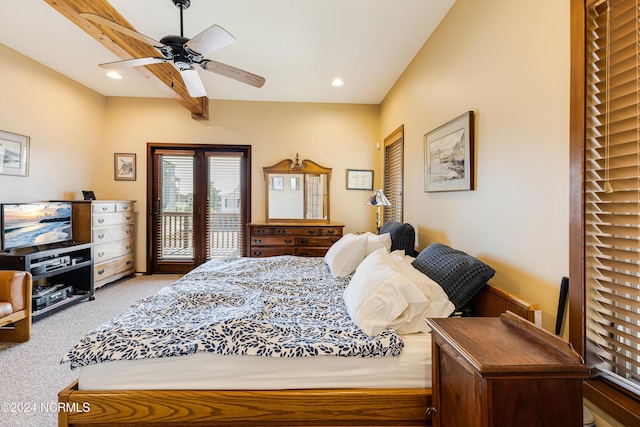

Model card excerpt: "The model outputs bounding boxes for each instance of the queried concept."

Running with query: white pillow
[324,233,368,277]
[390,251,455,333]
[364,232,392,255]
[343,248,428,337]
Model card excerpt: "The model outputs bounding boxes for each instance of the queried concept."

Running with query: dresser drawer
[93,224,135,243]
[249,246,296,257]
[94,238,134,264]
[249,236,296,247]
[92,202,116,213]
[250,226,274,236]
[297,236,340,247]
[272,227,325,236]
[295,247,330,257]
[116,202,134,212]
[94,253,134,280]
[93,211,134,227]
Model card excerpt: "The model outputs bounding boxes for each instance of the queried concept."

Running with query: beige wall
[102,98,380,270]
[381,0,570,332]
[0,44,106,201]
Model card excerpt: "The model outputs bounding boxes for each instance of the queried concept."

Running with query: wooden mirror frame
[263,157,331,223]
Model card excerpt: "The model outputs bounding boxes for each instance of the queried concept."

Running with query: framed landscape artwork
[114,153,136,181]
[424,111,474,192]
[0,130,30,177]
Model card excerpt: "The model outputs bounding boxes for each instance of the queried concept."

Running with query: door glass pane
[208,154,242,258]
[159,154,194,260]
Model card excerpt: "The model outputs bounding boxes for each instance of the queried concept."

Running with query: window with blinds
[584,0,640,395]
[384,125,404,224]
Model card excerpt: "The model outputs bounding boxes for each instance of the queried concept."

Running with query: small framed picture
[82,190,96,200]
[114,153,136,181]
[290,177,299,191]
[272,176,284,191]
[0,130,30,177]
[346,169,374,190]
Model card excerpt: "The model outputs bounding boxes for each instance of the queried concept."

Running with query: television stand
[0,243,93,320]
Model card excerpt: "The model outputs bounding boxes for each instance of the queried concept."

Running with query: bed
[58,224,541,427]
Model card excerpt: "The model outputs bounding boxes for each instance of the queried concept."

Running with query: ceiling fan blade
[80,13,166,49]
[179,68,207,98]
[201,60,265,88]
[99,57,167,70]
[185,24,235,55]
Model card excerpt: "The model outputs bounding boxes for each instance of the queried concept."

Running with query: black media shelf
[0,242,94,321]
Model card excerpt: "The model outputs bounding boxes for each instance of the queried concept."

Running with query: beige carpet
[0,274,182,427]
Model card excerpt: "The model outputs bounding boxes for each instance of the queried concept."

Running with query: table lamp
[365,189,391,233]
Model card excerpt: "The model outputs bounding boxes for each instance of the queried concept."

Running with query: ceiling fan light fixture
[331,78,345,87]
[106,71,123,79]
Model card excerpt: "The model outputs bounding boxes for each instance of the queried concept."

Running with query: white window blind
[584,0,640,395]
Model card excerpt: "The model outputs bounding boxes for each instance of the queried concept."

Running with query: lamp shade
[365,189,391,207]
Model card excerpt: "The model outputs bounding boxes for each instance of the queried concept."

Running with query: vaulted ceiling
[0,0,455,119]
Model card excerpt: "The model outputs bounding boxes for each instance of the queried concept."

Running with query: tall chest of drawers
[68,200,135,289]
[248,222,344,257]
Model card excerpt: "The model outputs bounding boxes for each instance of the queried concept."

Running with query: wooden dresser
[68,200,135,289]
[426,312,589,427]
[248,222,344,257]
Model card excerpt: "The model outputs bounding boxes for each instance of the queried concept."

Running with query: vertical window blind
[384,126,404,224]
[584,0,640,395]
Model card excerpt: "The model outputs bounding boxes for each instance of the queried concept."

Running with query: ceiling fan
[80,0,265,98]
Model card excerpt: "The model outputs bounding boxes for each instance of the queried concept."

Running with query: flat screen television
[1,202,73,252]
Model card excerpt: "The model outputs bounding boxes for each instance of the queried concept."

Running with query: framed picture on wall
[0,130,30,177]
[424,111,474,192]
[114,153,136,181]
[346,169,374,190]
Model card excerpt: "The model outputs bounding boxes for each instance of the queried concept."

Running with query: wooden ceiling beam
[44,0,209,120]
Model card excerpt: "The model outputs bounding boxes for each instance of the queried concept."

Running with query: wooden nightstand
[426,312,589,427]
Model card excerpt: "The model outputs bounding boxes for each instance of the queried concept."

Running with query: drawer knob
[301,239,308,244]
[253,239,262,244]
[125,216,132,221]
[285,239,292,244]
[102,206,108,211]
[126,260,132,265]
[126,229,132,234]
[257,229,265,234]
[98,252,105,258]
[97,269,105,275]
[426,405,437,415]
[97,234,105,239]
[253,251,262,256]
[327,229,335,235]
[307,230,316,235]
[277,229,285,234]
[98,219,104,224]
[126,245,132,250]
[123,206,129,210]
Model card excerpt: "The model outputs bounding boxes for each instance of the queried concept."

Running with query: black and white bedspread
[62,256,403,370]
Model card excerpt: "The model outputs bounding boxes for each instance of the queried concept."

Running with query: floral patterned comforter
[62,256,403,370]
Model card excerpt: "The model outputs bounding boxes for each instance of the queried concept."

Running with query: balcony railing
[160,211,241,259]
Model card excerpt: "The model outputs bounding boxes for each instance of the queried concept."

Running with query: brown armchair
[0,271,32,342]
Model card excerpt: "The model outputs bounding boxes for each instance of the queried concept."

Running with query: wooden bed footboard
[58,283,540,427]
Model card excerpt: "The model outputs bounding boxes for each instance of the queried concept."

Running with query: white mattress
[78,332,432,390]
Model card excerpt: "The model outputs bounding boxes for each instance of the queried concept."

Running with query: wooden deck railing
[161,212,241,258]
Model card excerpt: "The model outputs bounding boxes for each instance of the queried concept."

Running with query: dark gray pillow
[411,243,495,309]
[380,222,418,257]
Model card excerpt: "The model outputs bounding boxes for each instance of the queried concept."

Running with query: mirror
[264,156,331,223]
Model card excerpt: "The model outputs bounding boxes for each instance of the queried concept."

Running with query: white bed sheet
[78,332,432,390]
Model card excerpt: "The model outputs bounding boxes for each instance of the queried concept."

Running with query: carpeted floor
[0,274,181,427]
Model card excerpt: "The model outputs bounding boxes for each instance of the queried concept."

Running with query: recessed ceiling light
[106,71,123,80]
[331,78,344,87]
